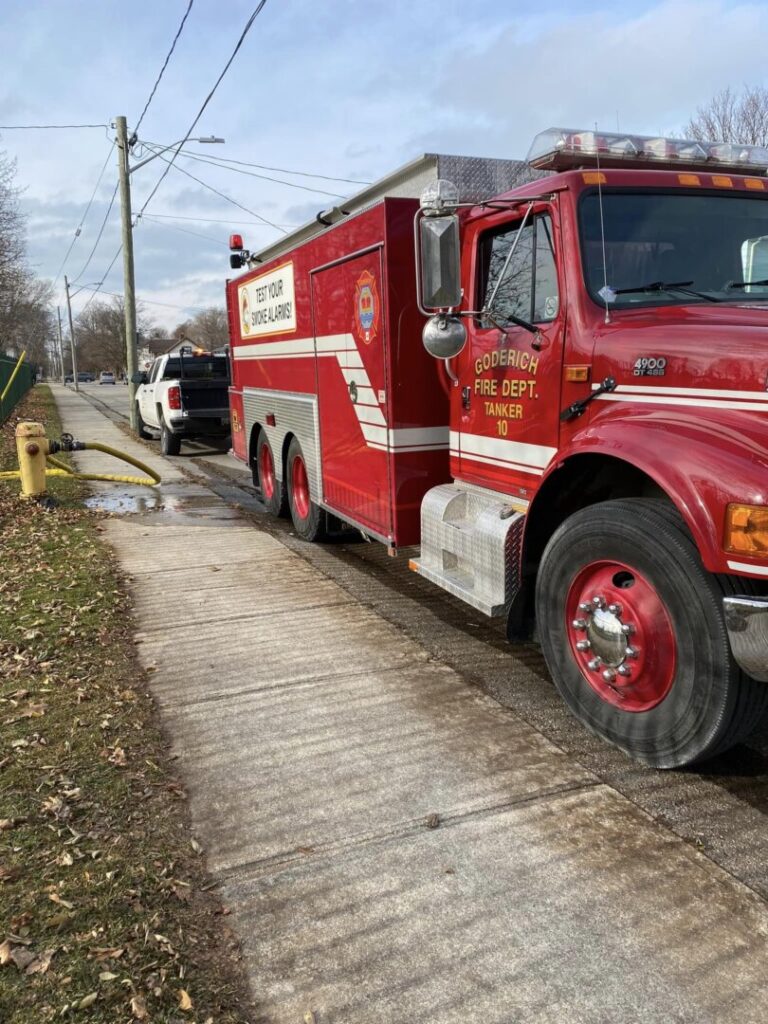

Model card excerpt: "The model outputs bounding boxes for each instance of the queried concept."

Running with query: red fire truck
[225,130,768,768]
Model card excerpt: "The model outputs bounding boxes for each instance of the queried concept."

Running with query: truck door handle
[560,376,617,421]
[461,386,471,410]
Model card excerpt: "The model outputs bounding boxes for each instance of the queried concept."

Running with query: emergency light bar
[527,128,768,175]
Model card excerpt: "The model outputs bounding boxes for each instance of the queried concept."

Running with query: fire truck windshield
[580,190,768,308]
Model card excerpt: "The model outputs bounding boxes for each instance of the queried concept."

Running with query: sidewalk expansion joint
[218,777,601,882]
[154,660,431,708]
[135,598,357,635]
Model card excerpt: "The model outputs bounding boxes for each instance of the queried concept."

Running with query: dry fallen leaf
[25,949,55,975]
[10,947,36,971]
[190,838,202,855]
[49,892,74,909]
[99,971,118,981]
[0,817,26,831]
[178,988,193,1011]
[0,940,11,965]
[90,946,124,961]
[78,992,98,1009]
[131,993,149,1020]
[304,1012,318,1023]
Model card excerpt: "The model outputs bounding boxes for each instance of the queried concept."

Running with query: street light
[114,115,225,432]
[129,135,226,173]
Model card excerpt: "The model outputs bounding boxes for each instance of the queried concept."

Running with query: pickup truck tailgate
[180,380,230,415]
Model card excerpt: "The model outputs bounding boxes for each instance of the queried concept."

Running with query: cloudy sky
[2,0,768,331]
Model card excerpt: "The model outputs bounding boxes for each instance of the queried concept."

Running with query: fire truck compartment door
[310,247,394,540]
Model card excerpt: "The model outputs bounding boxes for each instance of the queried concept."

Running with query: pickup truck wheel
[255,432,287,517]
[135,405,151,440]
[535,498,768,768]
[287,437,326,542]
[160,419,181,456]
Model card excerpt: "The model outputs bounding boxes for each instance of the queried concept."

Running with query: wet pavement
[52,384,768,1023]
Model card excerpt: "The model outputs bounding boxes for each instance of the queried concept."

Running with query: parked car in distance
[99,371,116,385]
[64,373,73,383]
[79,371,95,383]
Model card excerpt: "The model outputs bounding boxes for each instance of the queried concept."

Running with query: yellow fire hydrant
[15,421,48,498]
[0,421,160,498]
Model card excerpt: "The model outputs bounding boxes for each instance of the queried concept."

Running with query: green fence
[0,353,35,424]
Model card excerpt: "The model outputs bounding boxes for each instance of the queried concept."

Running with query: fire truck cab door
[456,205,565,492]
[310,246,393,540]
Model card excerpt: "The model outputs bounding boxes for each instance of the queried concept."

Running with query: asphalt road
[70,379,768,902]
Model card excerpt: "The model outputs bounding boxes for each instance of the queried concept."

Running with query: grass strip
[1,386,254,1022]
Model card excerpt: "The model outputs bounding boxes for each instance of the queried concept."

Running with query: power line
[140,144,284,230]
[142,210,228,244]
[139,139,371,185]
[0,123,109,130]
[133,0,195,137]
[147,212,298,227]
[52,141,116,288]
[138,0,269,217]
[172,147,346,198]
[96,288,206,312]
[79,245,122,314]
[187,151,371,185]
[71,180,120,283]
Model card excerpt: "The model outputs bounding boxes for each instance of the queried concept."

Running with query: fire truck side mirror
[422,314,467,360]
[419,214,462,310]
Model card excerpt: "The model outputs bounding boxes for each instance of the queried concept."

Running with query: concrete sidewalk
[52,384,768,1024]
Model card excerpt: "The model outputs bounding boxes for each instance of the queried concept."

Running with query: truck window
[149,361,160,383]
[162,356,230,381]
[580,190,768,307]
[477,214,559,326]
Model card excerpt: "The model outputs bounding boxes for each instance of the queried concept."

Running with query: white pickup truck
[132,350,231,455]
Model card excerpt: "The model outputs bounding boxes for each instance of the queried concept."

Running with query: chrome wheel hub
[571,594,639,685]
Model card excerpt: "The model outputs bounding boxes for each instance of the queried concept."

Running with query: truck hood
[592,302,768,398]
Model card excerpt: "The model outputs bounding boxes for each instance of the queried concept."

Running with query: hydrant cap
[15,421,46,439]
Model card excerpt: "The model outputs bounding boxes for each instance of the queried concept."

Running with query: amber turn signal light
[724,503,768,554]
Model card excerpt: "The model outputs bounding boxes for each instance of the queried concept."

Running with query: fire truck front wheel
[535,497,768,768]
[286,437,326,542]
[255,432,287,517]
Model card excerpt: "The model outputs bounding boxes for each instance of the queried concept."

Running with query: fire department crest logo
[355,270,380,344]
[241,289,251,336]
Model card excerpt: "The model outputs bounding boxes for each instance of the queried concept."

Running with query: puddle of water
[85,493,163,513]
[84,490,242,521]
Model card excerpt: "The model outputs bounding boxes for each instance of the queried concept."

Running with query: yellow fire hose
[45,445,160,487]
[0,423,160,497]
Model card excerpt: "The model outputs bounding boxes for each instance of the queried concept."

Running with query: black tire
[535,498,768,768]
[135,405,152,440]
[286,436,326,542]
[160,419,181,456]
[254,431,287,517]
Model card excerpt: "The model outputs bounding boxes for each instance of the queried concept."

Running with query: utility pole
[63,276,79,392]
[116,115,139,432]
[56,306,65,383]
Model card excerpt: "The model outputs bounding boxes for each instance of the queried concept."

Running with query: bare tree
[0,143,30,350]
[685,85,768,147]
[172,305,229,351]
[74,297,155,374]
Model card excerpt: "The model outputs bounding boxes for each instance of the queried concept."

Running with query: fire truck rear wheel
[535,497,768,768]
[255,432,287,517]
[286,437,326,542]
